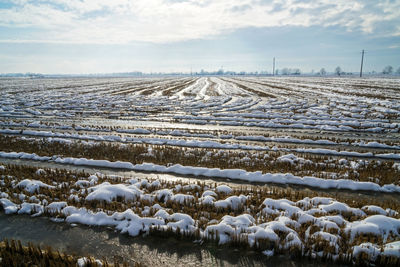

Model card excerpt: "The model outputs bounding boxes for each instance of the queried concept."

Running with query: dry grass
[0,239,137,266]
[0,134,399,186]
[1,164,399,217]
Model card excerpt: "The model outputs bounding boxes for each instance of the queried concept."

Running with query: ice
[283,232,302,249]
[383,241,400,257]
[362,205,387,215]
[167,213,195,231]
[352,243,380,261]
[215,185,233,194]
[46,201,68,214]
[200,195,215,205]
[347,215,400,242]
[262,198,300,216]
[154,209,169,219]
[214,195,247,210]
[171,193,195,204]
[86,182,142,203]
[18,202,43,215]
[201,190,217,198]
[262,249,274,256]
[154,189,173,202]
[319,201,365,216]
[16,179,55,193]
[0,198,18,214]
[277,154,309,164]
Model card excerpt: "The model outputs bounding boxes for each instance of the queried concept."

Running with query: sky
[0,0,399,74]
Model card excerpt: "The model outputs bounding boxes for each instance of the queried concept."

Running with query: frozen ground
[1,76,399,133]
[0,165,399,265]
[0,76,399,265]
[0,77,399,188]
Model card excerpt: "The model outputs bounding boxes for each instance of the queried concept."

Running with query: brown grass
[0,134,399,186]
[0,238,137,266]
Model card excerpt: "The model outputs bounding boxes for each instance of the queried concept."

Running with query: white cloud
[0,0,399,44]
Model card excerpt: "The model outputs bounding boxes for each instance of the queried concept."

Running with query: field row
[1,77,399,135]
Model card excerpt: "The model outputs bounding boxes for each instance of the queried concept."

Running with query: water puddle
[0,213,347,266]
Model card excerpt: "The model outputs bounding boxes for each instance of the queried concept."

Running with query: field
[1,76,400,265]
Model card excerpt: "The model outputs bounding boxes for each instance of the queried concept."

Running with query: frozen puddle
[0,213,344,266]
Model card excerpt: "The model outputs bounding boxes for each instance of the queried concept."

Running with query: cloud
[0,0,399,44]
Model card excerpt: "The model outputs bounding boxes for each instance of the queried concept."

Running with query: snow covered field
[0,165,399,265]
[0,76,400,265]
[1,76,399,133]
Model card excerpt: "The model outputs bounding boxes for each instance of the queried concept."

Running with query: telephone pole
[272,57,275,76]
[360,49,365,78]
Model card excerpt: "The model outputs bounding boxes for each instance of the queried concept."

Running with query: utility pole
[273,57,275,76]
[360,49,365,78]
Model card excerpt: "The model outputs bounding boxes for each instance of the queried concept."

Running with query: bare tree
[335,66,342,76]
[293,68,301,75]
[383,65,393,74]
[320,68,326,75]
[281,68,289,75]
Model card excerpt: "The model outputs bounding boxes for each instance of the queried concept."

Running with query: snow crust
[16,179,55,193]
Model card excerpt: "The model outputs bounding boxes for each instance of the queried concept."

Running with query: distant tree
[382,65,393,74]
[275,69,279,75]
[396,67,400,75]
[320,68,326,75]
[292,68,301,75]
[335,66,342,76]
[281,68,289,75]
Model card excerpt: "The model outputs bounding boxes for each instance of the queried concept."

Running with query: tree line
[316,66,400,76]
